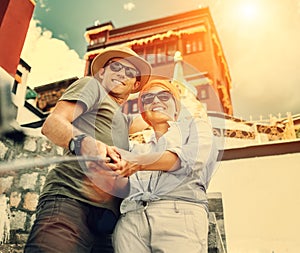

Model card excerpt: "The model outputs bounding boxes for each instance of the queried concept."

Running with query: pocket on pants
[185,208,208,246]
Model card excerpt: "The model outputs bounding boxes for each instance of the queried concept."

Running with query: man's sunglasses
[141,91,173,105]
[107,61,139,79]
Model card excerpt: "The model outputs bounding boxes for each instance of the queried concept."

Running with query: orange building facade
[84,8,233,115]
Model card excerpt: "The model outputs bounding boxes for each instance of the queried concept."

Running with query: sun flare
[238,2,260,21]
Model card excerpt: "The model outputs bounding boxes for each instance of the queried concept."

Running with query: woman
[112,79,218,253]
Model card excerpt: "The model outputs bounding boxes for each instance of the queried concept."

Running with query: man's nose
[117,68,127,78]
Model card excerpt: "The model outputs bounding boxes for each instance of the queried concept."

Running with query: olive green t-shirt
[40,77,132,215]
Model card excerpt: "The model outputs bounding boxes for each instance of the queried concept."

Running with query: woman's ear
[174,111,179,120]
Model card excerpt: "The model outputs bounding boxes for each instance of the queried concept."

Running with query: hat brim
[91,49,151,93]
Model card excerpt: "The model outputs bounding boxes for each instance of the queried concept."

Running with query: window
[198,39,204,51]
[200,89,207,99]
[183,32,205,54]
[185,41,192,54]
[133,38,178,66]
[90,30,107,46]
[167,41,177,58]
[146,46,155,65]
[197,86,209,100]
[156,44,166,64]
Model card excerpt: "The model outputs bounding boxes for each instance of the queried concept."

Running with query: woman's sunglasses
[141,91,173,105]
[107,61,139,79]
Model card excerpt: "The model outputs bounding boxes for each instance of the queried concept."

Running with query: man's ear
[133,81,141,91]
[97,68,105,79]
[93,67,105,80]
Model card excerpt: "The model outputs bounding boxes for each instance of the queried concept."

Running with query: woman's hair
[138,79,181,125]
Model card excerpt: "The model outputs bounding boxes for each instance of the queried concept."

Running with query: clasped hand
[84,142,140,179]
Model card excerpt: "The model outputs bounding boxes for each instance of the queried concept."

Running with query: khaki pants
[113,200,208,253]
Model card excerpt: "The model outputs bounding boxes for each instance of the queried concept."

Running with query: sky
[18,1,300,252]
[21,0,300,121]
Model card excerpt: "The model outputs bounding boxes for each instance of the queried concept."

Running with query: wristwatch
[68,134,87,155]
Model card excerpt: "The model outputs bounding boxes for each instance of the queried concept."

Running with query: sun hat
[138,79,181,125]
[91,47,152,93]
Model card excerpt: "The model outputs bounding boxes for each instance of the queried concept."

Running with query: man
[24,47,152,253]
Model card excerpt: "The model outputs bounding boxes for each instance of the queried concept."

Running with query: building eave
[85,25,207,58]
[219,139,300,161]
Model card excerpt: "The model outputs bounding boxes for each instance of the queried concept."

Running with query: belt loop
[174,201,179,213]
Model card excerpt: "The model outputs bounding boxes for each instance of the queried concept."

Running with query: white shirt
[120,117,219,214]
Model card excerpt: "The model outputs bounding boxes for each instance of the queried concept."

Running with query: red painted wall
[0,0,34,76]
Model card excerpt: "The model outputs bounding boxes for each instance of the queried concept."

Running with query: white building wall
[208,152,300,253]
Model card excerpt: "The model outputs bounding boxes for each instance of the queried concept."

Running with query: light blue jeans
[113,200,208,253]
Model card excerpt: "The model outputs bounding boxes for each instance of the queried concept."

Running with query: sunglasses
[107,61,139,79]
[141,91,173,105]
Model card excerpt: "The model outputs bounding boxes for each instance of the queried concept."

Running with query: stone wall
[0,134,226,253]
[0,134,62,251]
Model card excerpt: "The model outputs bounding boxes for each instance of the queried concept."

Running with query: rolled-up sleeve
[165,118,215,173]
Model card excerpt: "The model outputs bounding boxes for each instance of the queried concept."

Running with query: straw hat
[91,47,152,93]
